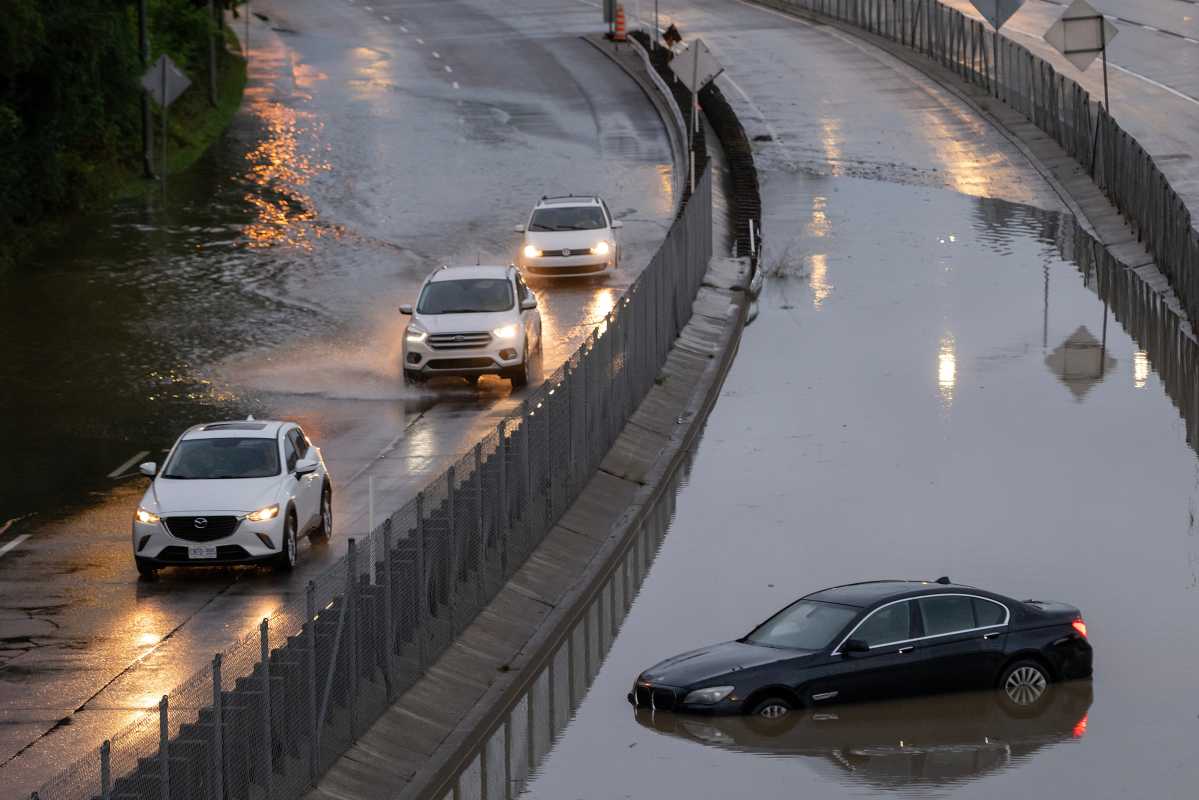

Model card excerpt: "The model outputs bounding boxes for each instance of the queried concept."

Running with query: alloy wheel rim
[1004,666,1047,706]
[759,703,789,719]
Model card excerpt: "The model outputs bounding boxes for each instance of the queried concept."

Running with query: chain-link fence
[756,0,1199,328]
[28,162,713,800]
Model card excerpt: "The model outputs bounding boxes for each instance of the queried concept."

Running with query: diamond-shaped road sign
[140,54,191,108]
[1043,0,1119,72]
[670,38,724,94]
[969,0,1025,31]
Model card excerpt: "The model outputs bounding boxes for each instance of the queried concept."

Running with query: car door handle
[983,632,1001,640]
[897,646,914,654]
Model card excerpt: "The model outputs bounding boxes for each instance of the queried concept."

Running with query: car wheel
[466,375,480,386]
[510,344,530,388]
[403,369,425,386]
[135,558,157,579]
[749,696,793,720]
[311,484,333,542]
[999,659,1051,710]
[275,512,298,572]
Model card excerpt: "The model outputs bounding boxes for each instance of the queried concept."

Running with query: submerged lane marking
[0,535,30,560]
[109,451,150,479]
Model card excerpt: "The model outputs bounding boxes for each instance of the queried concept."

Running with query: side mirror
[399,304,413,315]
[139,462,157,478]
[295,456,319,476]
[841,639,869,656]
[514,224,526,233]
[520,297,538,311]
[611,220,624,229]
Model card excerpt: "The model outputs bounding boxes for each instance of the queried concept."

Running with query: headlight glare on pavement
[135,508,160,524]
[246,504,280,523]
[683,686,735,705]
[493,324,519,339]
[590,240,610,256]
[523,244,542,259]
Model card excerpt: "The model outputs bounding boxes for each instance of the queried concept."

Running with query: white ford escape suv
[400,264,543,387]
[515,195,623,278]
[132,420,332,577]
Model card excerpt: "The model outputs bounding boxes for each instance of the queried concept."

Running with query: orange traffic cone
[613,4,627,41]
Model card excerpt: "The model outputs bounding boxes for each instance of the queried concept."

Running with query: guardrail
[28,160,714,800]
[755,0,1199,325]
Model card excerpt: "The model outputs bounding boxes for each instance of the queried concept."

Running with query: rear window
[919,596,976,636]
[529,206,607,231]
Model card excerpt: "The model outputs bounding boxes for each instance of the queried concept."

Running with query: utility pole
[139,0,154,178]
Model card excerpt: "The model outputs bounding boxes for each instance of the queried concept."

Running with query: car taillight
[1071,618,1088,638]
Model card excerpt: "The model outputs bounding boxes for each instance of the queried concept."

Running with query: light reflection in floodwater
[937,332,956,406]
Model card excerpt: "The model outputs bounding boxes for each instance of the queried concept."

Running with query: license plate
[188,545,218,560]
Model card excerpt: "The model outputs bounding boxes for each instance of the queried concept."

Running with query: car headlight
[135,508,160,525]
[590,240,610,256]
[405,323,427,343]
[246,504,280,523]
[683,686,735,705]
[492,324,519,339]
[523,244,542,259]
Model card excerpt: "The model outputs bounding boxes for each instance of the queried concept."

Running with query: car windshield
[744,600,859,651]
[417,279,514,314]
[528,206,607,231]
[162,438,280,479]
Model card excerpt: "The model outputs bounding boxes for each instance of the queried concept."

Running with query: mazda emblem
[194,517,208,529]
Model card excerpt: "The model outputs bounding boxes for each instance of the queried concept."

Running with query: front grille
[652,688,678,711]
[165,516,240,542]
[527,263,606,275]
[428,332,492,350]
[156,545,252,562]
[427,357,495,370]
[634,686,652,708]
[633,685,677,710]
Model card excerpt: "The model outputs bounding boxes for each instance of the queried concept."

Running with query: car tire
[509,345,530,388]
[135,558,157,579]
[466,375,480,386]
[311,484,333,542]
[749,696,793,720]
[274,511,298,572]
[998,659,1051,712]
[403,369,425,386]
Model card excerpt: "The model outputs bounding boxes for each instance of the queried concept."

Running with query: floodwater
[505,176,1199,798]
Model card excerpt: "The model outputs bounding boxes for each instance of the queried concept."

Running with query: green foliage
[0,0,236,269]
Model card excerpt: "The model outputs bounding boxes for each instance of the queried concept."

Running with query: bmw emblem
[194,517,208,529]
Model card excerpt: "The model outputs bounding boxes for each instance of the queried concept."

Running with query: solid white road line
[0,535,31,560]
[108,451,150,479]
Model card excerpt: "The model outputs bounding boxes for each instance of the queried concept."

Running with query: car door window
[283,436,298,474]
[514,274,529,303]
[601,200,613,226]
[290,428,309,459]
[853,601,913,648]
[919,596,976,636]
[973,597,1007,627]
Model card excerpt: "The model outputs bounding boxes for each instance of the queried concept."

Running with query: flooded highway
[0,0,675,792]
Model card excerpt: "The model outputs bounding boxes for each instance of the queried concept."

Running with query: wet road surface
[511,2,1199,798]
[0,0,675,791]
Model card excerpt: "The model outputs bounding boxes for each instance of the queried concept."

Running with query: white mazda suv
[131,420,332,577]
[400,264,542,387]
[515,195,623,278]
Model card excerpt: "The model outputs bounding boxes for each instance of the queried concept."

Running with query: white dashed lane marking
[0,535,30,560]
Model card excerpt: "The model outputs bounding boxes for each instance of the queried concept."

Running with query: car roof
[181,420,288,439]
[535,195,601,208]
[807,580,983,608]
[428,265,512,282]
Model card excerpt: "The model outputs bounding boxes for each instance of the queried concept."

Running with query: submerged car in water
[634,683,1092,790]
[629,579,1092,717]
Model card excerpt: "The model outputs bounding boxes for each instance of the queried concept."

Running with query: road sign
[968,0,1024,31]
[140,55,191,108]
[669,38,723,93]
[1043,0,1118,72]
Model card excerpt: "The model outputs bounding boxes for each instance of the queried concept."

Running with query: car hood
[525,229,609,250]
[150,477,280,515]
[641,640,812,687]
[413,311,515,334]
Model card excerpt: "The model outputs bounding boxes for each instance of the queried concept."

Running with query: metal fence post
[382,521,396,702]
[475,443,485,606]
[100,740,111,800]
[415,492,428,669]
[520,403,532,551]
[212,653,223,800]
[496,423,509,576]
[346,539,360,739]
[159,696,169,800]
[259,618,273,797]
[305,582,318,783]
[447,467,457,631]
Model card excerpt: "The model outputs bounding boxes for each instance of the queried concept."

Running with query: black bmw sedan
[629,579,1092,718]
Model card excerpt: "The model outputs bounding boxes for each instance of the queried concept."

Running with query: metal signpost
[140,55,192,190]
[669,38,723,193]
[968,0,1024,95]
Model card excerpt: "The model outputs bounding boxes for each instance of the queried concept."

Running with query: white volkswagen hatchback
[515,195,623,278]
[132,420,332,577]
[400,264,542,387]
